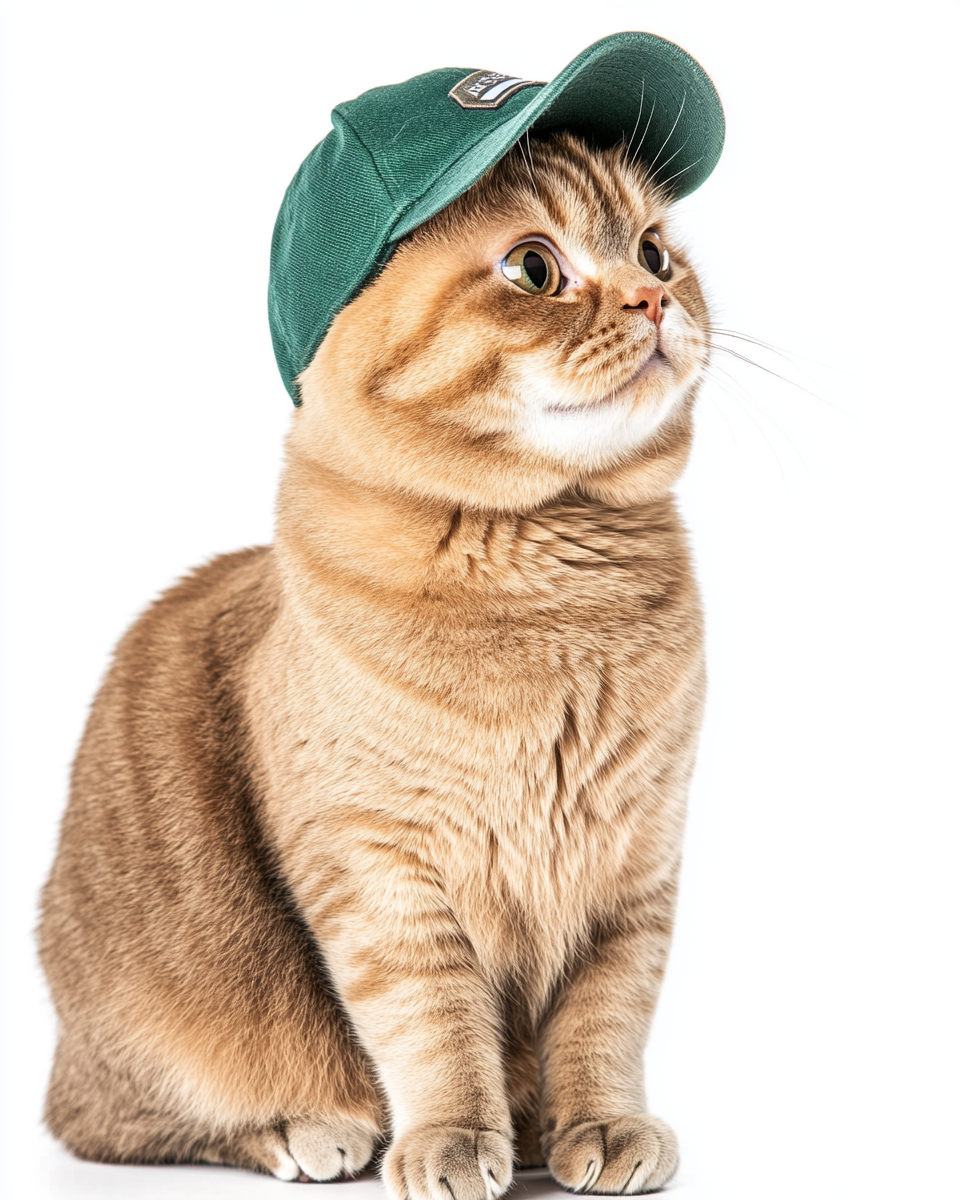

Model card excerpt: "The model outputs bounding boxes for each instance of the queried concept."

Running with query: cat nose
[622,284,666,327]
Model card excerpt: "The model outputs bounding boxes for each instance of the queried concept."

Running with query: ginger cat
[39,132,709,1197]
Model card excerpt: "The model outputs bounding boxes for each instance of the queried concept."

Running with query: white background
[1,2,958,1197]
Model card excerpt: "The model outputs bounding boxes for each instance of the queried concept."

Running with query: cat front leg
[538,871,680,1195]
[307,854,514,1200]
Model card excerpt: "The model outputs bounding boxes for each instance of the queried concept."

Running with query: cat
[39,130,710,1197]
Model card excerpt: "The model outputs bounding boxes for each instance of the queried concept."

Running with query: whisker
[653,134,691,179]
[710,344,825,402]
[711,327,834,374]
[648,91,686,172]
[707,363,806,469]
[518,131,540,202]
[654,155,703,192]
[623,79,645,158]
[712,344,785,374]
[710,328,788,355]
[701,381,745,455]
[704,367,790,481]
[630,95,657,165]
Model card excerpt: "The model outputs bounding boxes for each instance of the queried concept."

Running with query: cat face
[294,132,710,511]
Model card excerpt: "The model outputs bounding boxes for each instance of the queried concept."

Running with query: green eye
[639,230,671,280]
[502,242,563,295]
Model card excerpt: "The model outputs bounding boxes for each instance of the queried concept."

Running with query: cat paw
[383,1125,513,1200]
[274,1114,378,1182]
[546,1115,678,1194]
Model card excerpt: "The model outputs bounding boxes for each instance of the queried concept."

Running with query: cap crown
[268,32,724,403]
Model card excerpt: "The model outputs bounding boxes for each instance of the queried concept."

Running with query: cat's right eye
[639,230,671,280]
[502,242,563,296]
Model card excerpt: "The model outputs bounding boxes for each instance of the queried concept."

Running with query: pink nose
[622,285,666,327]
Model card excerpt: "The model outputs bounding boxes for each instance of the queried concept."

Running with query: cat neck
[274,445,687,608]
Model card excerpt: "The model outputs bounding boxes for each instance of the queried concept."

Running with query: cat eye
[502,242,563,296]
[639,230,671,280]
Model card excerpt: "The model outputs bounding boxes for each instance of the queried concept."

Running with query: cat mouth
[634,347,669,380]
[543,347,670,416]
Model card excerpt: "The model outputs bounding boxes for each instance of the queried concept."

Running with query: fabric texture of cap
[268,31,724,404]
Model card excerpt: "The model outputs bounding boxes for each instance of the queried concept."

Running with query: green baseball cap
[268,31,724,404]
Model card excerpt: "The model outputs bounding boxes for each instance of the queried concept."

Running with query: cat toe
[546,1114,678,1195]
[285,1114,379,1181]
[383,1125,513,1200]
[257,1134,302,1181]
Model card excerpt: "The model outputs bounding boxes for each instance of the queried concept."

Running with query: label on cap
[449,71,544,110]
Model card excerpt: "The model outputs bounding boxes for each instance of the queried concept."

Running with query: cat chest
[437,719,686,986]
[251,600,698,991]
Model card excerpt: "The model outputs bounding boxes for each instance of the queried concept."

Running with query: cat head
[289,131,710,511]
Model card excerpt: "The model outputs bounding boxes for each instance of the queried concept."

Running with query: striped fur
[39,134,711,1196]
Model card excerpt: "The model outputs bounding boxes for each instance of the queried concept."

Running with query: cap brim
[390,30,724,244]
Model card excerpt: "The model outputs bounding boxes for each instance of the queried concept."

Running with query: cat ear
[579,410,693,506]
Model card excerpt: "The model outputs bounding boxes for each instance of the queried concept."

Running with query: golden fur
[39,133,710,1195]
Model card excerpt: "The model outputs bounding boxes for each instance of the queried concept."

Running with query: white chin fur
[521,382,686,468]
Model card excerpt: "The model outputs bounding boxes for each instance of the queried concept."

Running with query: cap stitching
[384,94,547,245]
[334,107,401,205]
